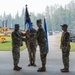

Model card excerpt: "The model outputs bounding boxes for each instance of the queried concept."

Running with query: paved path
[48,34,60,52]
[0,35,75,75]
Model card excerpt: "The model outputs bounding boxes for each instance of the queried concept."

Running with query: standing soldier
[36,19,47,72]
[26,23,37,66]
[11,24,25,71]
[60,24,70,72]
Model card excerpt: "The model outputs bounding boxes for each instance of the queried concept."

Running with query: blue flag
[44,18,49,53]
[25,5,32,29]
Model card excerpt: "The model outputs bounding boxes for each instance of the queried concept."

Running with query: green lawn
[57,35,75,52]
[0,37,26,51]
[0,36,75,51]
[70,42,75,52]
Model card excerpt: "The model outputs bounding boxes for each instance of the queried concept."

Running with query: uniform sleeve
[26,30,30,39]
[65,32,70,41]
[11,32,20,41]
[30,29,37,38]
[40,28,46,38]
[37,28,46,38]
[64,32,70,45]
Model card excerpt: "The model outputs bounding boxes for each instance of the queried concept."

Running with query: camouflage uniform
[26,28,37,64]
[37,26,47,66]
[60,31,70,68]
[12,30,23,66]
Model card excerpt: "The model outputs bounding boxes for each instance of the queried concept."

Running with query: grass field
[57,35,75,52]
[0,36,75,51]
[70,42,75,51]
[0,37,26,51]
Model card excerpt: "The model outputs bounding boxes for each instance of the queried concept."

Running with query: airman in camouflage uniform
[26,24,37,66]
[60,24,70,72]
[12,24,25,71]
[36,19,47,72]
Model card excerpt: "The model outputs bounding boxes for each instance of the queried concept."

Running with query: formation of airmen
[11,19,70,73]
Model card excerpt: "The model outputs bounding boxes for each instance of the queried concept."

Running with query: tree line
[0,0,75,31]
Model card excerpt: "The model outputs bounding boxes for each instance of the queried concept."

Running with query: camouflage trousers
[28,44,36,63]
[39,43,47,65]
[62,47,70,68]
[12,47,20,65]
[28,49,36,63]
[26,41,36,63]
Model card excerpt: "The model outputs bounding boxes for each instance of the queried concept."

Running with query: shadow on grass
[2,41,11,43]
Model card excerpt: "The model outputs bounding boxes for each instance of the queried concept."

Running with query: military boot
[61,68,69,72]
[33,62,36,67]
[37,67,46,72]
[13,66,20,71]
[17,66,22,69]
[28,63,32,66]
[28,61,33,66]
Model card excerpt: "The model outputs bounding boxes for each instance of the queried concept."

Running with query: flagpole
[24,4,27,31]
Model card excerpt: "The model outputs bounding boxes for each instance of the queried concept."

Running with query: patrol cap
[15,24,19,27]
[37,19,42,23]
[60,24,68,28]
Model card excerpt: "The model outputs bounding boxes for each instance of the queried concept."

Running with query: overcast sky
[0,0,73,16]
